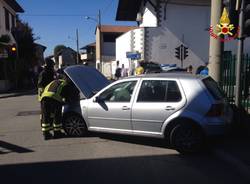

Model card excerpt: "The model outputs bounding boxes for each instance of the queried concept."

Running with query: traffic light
[175,46,180,60]
[244,0,250,36]
[228,0,239,37]
[228,0,250,37]
[184,46,188,59]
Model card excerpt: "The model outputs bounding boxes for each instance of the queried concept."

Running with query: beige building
[95,25,136,77]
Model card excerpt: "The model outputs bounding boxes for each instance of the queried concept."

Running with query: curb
[213,149,250,182]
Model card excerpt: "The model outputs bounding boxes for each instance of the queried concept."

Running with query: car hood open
[64,65,110,99]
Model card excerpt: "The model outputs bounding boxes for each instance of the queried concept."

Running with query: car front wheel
[63,113,87,137]
[170,123,204,154]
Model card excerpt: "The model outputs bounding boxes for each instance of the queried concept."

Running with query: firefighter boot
[43,132,53,140]
[53,131,65,139]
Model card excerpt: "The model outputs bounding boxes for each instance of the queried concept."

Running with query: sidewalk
[0,89,36,99]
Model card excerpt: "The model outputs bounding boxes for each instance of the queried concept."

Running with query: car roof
[124,72,208,80]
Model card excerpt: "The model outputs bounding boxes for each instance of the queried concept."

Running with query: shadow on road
[0,140,33,154]
[96,133,170,149]
[0,153,248,184]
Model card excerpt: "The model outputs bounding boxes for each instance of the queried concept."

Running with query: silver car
[63,66,233,153]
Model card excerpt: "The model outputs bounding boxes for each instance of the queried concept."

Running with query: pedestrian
[187,65,193,74]
[121,64,128,78]
[37,58,55,100]
[135,62,144,75]
[115,61,121,80]
[39,76,79,140]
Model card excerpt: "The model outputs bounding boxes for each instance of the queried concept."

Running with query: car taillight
[206,103,224,117]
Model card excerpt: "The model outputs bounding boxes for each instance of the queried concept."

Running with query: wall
[0,0,17,43]
[116,28,144,74]
[139,1,157,27]
[102,42,115,57]
[144,3,210,70]
[140,0,250,70]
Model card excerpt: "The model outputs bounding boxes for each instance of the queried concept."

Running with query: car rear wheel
[170,123,204,154]
[63,113,87,137]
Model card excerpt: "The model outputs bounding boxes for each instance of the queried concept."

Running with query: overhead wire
[20,14,95,17]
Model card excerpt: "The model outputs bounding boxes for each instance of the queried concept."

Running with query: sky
[16,0,136,57]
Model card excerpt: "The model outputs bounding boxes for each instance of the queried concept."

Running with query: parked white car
[62,66,233,153]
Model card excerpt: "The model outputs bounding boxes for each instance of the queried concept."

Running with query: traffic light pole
[235,0,245,107]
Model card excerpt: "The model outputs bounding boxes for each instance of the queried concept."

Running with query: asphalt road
[0,94,249,184]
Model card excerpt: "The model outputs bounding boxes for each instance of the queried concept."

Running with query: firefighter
[37,58,55,100]
[135,62,144,75]
[39,76,79,140]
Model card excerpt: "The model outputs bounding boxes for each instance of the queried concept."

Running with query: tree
[12,18,37,65]
[12,18,37,88]
[54,45,66,65]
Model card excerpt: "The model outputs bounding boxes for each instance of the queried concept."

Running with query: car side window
[166,81,182,102]
[99,81,137,102]
[137,80,181,102]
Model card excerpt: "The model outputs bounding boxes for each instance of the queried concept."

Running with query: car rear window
[202,77,224,100]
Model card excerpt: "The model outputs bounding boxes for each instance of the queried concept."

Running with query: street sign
[126,52,141,60]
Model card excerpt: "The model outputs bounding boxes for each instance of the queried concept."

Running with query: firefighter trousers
[41,97,63,133]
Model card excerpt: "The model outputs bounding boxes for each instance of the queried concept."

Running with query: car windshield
[202,77,225,100]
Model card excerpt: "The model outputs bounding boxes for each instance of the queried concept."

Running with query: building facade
[95,25,137,78]
[80,42,96,67]
[0,0,23,91]
[116,0,250,73]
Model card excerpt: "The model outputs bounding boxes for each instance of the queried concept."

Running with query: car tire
[63,113,87,137]
[170,123,204,154]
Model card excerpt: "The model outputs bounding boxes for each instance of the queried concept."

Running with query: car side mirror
[93,96,104,103]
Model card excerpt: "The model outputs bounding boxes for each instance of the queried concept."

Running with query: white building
[116,0,250,72]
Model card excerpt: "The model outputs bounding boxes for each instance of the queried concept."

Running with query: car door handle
[165,106,175,111]
[122,106,130,110]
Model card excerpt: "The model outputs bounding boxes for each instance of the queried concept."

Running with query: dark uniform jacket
[38,67,55,89]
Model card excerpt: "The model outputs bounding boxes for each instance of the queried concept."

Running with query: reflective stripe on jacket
[40,79,67,102]
[38,87,44,101]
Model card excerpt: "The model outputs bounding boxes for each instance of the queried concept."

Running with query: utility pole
[235,0,245,107]
[76,28,80,64]
[98,9,102,72]
[208,0,223,83]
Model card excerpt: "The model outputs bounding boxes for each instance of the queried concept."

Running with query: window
[137,80,181,102]
[166,81,182,102]
[99,81,137,102]
[203,77,224,100]
[4,8,10,31]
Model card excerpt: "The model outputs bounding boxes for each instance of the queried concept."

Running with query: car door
[87,80,138,132]
[131,79,186,135]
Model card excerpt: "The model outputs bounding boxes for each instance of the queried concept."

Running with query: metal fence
[220,53,250,112]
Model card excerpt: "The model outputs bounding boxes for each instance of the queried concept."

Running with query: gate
[221,53,250,112]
